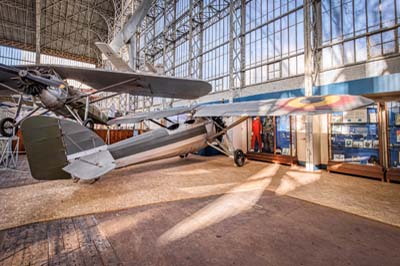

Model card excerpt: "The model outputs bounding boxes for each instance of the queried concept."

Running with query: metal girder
[228,0,243,102]
[0,0,33,12]
[36,0,41,64]
[0,39,97,65]
[0,0,114,64]
[188,0,203,79]
[42,0,114,18]
[0,19,101,52]
[41,1,111,35]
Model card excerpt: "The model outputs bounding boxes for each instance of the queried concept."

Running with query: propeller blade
[0,64,65,89]
[0,64,20,75]
[25,73,65,89]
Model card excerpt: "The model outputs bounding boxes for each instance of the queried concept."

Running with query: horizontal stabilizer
[63,148,115,180]
[95,42,133,72]
[21,116,114,180]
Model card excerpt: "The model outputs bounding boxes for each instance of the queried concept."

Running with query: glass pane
[276,116,292,155]
[343,40,355,64]
[387,102,400,168]
[330,106,380,165]
[355,37,367,62]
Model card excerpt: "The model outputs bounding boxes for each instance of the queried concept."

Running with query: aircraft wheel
[0,117,17,137]
[179,153,189,159]
[83,118,95,130]
[90,177,100,184]
[234,149,246,167]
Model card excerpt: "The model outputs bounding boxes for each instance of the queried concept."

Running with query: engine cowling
[39,86,68,110]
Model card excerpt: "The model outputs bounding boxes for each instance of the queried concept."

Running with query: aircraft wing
[0,64,212,99]
[95,42,133,72]
[107,95,373,125]
[107,105,195,125]
[194,95,374,117]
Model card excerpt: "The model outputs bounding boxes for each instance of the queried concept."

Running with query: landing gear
[89,177,100,184]
[71,176,100,184]
[234,149,245,167]
[83,118,94,130]
[179,153,189,159]
[0,117,17,137]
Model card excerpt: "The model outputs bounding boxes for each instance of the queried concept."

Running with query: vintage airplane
[0,63,211,136]
[20,94,374,182]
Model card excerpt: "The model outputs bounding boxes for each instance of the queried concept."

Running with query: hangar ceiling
[0,0,123,64]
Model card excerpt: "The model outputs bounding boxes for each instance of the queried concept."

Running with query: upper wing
[46,65,212,99]
[107,105,195,125]
[194,95,374,117]
[0,64,212,99]
[0,68,21,95]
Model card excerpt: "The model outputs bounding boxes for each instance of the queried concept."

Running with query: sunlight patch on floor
[275,171,321,196]
[157,164,280,246]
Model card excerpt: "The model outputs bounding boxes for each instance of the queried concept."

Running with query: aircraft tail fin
[95,42,133,72]
[21,116,115,180]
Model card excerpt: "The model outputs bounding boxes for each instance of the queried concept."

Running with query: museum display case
[247,115,297,165]
[386,101,400,182]
[327,105,385,180]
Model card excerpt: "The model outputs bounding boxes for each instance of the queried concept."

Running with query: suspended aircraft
[0,1,178,137]
[0,63,212,136]
[20,94,374,183]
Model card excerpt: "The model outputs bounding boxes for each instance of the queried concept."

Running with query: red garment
[251,117,262,150]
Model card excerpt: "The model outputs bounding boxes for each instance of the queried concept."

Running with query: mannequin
[251,116,262,152]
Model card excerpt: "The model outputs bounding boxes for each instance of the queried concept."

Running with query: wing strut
[207,116,248,167]
[207,116,248,141]
[66,77,138,104]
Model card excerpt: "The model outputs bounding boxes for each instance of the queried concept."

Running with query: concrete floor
[1,155,400,265]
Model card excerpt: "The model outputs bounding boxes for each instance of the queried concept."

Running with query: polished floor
[1,155,400,265]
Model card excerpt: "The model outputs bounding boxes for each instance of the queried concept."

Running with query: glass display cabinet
[386,101,400,182]
[327,105,385,180]
[247,115,297,165]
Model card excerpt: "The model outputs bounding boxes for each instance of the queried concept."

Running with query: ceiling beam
[0,40,98,65]
[0,0,33,12]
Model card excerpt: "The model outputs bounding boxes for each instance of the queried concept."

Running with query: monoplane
[20,94,374,182]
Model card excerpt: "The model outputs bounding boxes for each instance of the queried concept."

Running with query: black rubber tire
[83,118,95,130]
[234,149,246,167]
[179,153,189,159]
[0,117,17,137]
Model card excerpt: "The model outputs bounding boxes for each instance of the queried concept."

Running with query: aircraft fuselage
[108,118,215,168]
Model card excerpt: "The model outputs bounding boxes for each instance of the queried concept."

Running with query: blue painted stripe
[202,73,400,104]
[313,73,400,96]
[234,88,305,102]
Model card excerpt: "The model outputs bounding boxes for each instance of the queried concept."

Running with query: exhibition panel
[386,101,400,182]
[327,105,384,180]
[329,106,380,165]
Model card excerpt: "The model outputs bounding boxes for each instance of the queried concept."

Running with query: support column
[35,0,41,64]
[304,0,314,171]
[229,0,244,103]
[303,0,322,171]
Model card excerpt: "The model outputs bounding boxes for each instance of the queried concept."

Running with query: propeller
[0,64,66,96]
